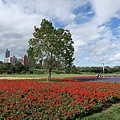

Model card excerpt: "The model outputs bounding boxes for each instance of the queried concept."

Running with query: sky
[0,0,120,67]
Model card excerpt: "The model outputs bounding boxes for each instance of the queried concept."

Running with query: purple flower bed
[99,77,120,82]
[74,77,120,82]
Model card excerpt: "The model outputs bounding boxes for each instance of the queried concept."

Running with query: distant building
[4,57,10,63]
[10,56,17,65]
[4,56,17,65]
[21,55,29,66]
[4,49,10,63]
[5,49,10,58]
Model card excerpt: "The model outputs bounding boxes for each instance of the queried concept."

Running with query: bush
[53,70,64,74]
[26,71,31,74]
[21,70,26,74]
[33,69,47,74]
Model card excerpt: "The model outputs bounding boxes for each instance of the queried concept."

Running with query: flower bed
[73,76,120,82]
[0,79,120,119]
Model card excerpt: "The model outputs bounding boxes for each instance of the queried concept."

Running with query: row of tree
[0,62,29,74]
[0,62,120,74]
[72,66,120,74]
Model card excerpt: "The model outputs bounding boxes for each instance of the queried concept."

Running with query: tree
[27,47,36,67]
[14,61,25,74]
[71,65,78,74]
[0,63,12,74]
[27,18,74,81]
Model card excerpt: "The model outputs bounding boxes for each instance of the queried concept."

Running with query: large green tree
[27,18,74,81]
[14,61,25,74]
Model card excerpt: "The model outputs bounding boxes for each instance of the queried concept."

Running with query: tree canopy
[27,18,75,81]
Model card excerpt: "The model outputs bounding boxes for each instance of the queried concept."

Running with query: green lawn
[0,72,119,79]
[0,73,83,79]
[79,103,120,120]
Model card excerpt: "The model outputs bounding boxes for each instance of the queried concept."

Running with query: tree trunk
[47,67,52,82]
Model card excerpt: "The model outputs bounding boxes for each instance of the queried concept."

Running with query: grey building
[4,49,10,63]
[5,56,17,65]
[5,49,10,58]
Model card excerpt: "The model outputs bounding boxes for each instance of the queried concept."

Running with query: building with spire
[4,49,10,63]
[5,49,10,58]
[4,49,17,65]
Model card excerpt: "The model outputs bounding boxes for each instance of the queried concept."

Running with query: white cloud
[114,53,120,60]
[0,0,120,66]
[90,0,120,25]
[0,0,85,56]
[67,0,120,66]
[109,52,120,61]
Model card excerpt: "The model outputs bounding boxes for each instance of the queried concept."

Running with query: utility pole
[103,63,104,78]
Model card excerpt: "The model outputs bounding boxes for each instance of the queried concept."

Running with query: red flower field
[0,78,120,120]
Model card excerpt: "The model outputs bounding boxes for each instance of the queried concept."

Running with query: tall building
[4,49,10,63]
[4,56,17,65]
[4,49,17,65]
[10,56,17,65]
[5,49,10,58]
[4,57,10,63]
[21,55,29,66]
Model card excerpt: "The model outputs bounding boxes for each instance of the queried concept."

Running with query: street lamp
[103,63,104,78]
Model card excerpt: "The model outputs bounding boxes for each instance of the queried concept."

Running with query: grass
[0,73,83,79]
[79,103,120,120]
[0,72,119,79]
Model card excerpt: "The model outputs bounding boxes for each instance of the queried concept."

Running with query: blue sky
[0,0,120,67]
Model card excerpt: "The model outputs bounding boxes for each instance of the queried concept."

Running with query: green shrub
[21,70,26,74]
[33,69,47,74]
[52,70,64,74]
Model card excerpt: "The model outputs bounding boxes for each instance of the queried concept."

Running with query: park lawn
[80,103,120,120]
[0,72,119,79]
[0,74,83,79]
